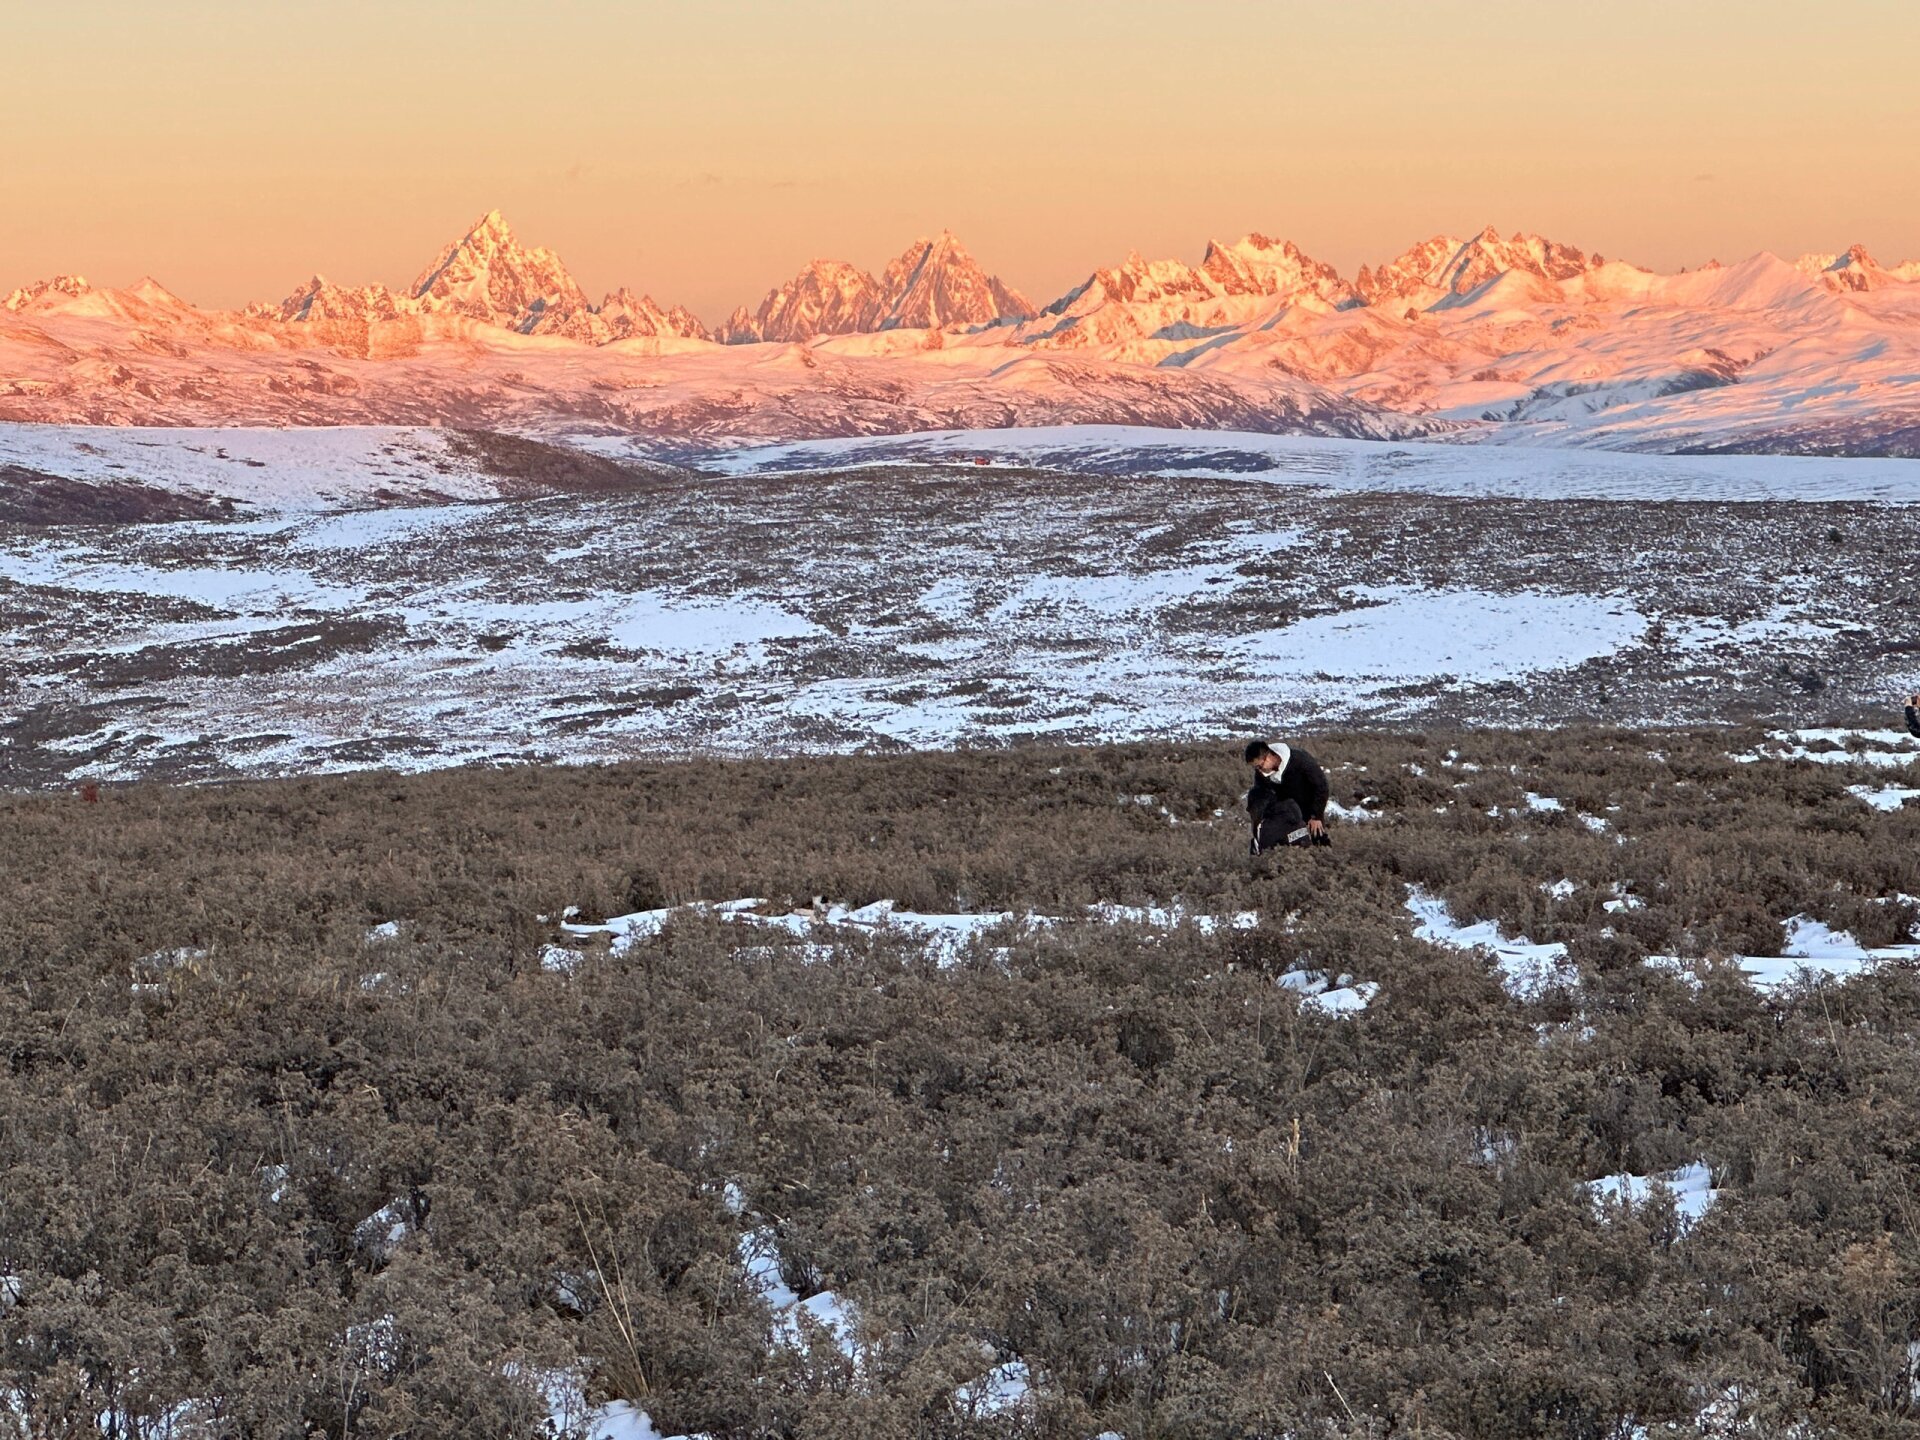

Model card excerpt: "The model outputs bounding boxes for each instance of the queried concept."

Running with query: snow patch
[955,1360,1033,1418]
[556,897,1257,966]
[516,1370,710,1440]
[1279,967,1380,1016]
[539,943,584,974]
[1646,914,1920,993]
[353,1199,415,1264]
[739,1226,859,1358]
[1734,728,1920,769]
[1603,884,1645,913]
[1405,886,1576,999]
[1239,586,1644,688]
[1850,783,1920,811]
[1310,983,1379,1016]
[1084,902,1258,935]
[1743,916,1920,991]
[1588,1161,1720,1230]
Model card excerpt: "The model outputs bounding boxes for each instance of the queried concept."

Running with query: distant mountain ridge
[11,209,1913,346]
[6,212,1920,454]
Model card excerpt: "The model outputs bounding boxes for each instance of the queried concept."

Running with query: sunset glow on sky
[6,0,1918,324]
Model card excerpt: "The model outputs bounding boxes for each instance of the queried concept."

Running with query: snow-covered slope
[1169,248,1920,453]
[1796,243,1907,293]
[0,424,679,515]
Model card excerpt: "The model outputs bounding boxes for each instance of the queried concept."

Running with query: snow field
[1238,585,1645,688]
[0,424,495,511]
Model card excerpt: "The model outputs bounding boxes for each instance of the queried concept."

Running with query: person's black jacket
[1248,746,1329,827]
[1907,703,1920,740]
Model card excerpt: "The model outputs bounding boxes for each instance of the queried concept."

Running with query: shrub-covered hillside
[3,727,1919,1439]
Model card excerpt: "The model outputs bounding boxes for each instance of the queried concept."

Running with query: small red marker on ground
[80,782,100,804]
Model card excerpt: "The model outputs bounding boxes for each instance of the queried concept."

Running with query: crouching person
[1907,694,1920,739]
[1245,739,1331,854]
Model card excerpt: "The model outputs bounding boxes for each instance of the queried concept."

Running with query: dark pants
[1252,799,1330,854]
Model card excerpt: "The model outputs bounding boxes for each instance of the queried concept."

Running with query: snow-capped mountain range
[5,210,1920,453]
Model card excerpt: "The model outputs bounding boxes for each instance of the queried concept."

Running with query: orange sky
[5,1,1918,325]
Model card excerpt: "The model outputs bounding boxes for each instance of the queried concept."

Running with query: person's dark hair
[1243,740,1273,764]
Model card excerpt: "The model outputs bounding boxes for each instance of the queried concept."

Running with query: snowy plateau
[5,407,1920,786]
[5,423,1920,785]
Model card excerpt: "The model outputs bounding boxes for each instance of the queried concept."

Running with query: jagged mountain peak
[724,233,1033,343]
[274,274,402,324]
[1355,235,1464,308]
[900,228,961,254]
[2,272,195,327]
[1204,232,1310,265]
[878,232,1034,331]
[1095,249,1208,291]
[424,208,518,268]
[721,257,883,344]
[797,257,880,285]
[4,274,94,312]
[1455,227,1602,275]
[1200,233,1356,307]
[596,287,711,342]
[128,277,187,304]
[408,210,589,326]
[1358,229,1604,308]
[1027,245,1242,347]
[1798,242,1891,292]
[248,210,708,346]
